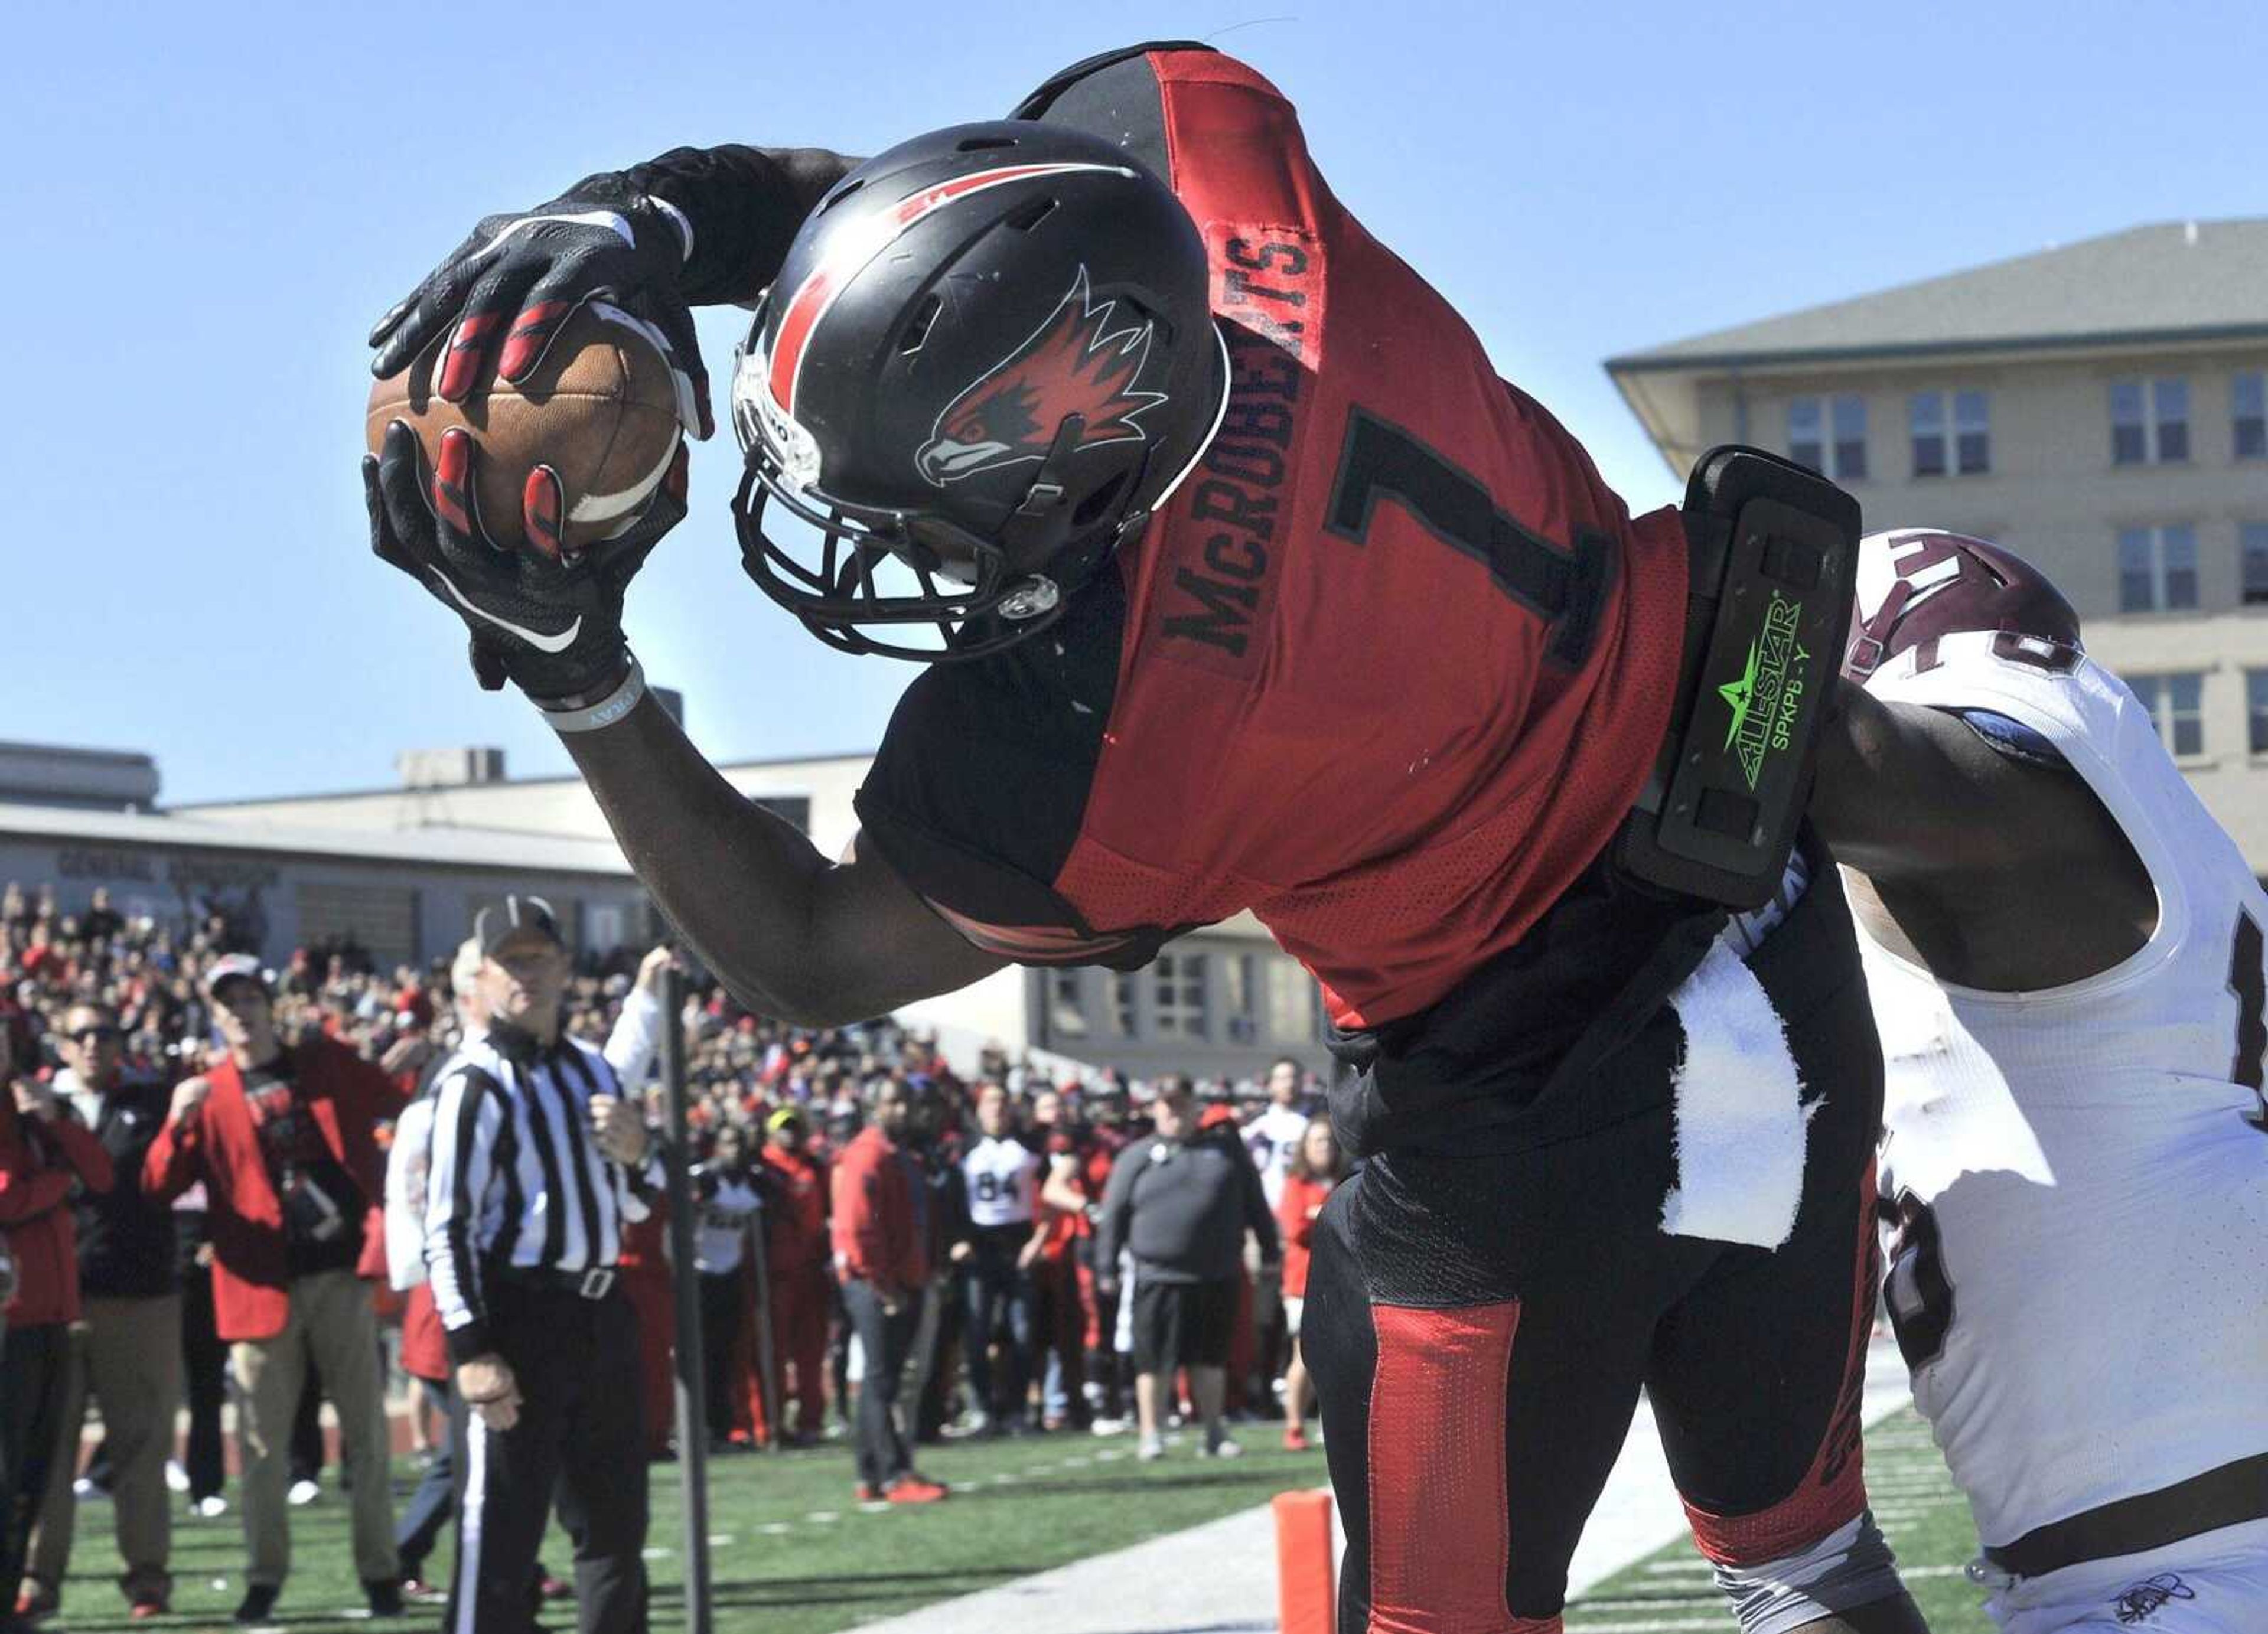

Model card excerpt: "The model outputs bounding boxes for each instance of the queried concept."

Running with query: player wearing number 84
[1814,530,2268,1634]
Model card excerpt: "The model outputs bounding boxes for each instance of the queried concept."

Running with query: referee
[423,898,659,1634]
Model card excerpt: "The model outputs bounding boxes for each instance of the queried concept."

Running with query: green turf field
[35,1411,1990,1633]
[28,1427,1327,1632]
[1565,1407,1995,1633]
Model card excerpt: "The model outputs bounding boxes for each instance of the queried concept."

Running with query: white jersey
[693,1174,760,1275]
[1243,1104,1311,1210]
[961,1136,1040,1229]
[1852,629,2268,1567]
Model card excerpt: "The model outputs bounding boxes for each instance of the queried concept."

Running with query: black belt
[1982,1452,2268,1578]
[490,1264,619,1301]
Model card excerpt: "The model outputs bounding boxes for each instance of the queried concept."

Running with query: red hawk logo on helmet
[915,266,1166,488]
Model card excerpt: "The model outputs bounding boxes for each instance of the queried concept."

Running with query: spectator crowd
[0,880,1345,1627]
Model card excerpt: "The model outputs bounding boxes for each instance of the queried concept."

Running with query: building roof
[1609,219,2268,373]
[171,747,878,813]
[0,800,636,878]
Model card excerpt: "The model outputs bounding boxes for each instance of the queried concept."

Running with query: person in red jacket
[759,1107,831,1444]
[1275,1116,1344,1452]
[1,1013,113,1628]
[141,955,406,1625]
[829,1079,943,1505]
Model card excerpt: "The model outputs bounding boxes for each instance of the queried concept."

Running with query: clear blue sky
[9,1,2262,805]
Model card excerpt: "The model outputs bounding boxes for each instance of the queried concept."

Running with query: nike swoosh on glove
[365,420,687,705]
[368,173,712,441]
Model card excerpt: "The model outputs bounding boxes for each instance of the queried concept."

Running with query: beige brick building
[1608,219,2268,867]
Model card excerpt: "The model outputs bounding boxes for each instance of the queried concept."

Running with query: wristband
[540,657,645,734]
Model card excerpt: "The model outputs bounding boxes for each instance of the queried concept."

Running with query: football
[365,299,683,555]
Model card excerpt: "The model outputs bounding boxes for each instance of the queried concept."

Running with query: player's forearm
[561,694,834,1022]
[1811,687,1980,876]
[627,144,863,307]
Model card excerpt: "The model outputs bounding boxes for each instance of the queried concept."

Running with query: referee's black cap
[474,895,564,958]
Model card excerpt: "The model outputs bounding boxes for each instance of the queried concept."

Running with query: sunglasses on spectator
[71,1025,123,1045]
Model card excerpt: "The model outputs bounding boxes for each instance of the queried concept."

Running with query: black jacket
[70,1080,179,1300]
[1095,1125,1276,1284]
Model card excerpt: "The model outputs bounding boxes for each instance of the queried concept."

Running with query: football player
[364,42,1925,1634]
[1813,531,2268,1633]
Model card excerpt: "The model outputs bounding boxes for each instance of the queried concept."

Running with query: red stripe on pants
[1683,1160,1881,1566]
[1366,1302,1555,1634]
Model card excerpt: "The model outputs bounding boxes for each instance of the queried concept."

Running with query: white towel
[1660,940,1810,1249]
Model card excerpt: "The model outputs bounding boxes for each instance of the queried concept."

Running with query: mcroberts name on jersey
[1157,322,1308,668]
[1211,228,1322,367]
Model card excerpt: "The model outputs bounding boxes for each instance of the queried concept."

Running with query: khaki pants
[28,1295,181,1602]
[230,1270,397,1589]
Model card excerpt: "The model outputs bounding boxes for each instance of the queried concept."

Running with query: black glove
[364,420,686,703]
[369,172,713,441]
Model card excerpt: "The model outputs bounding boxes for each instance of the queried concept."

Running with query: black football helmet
[729,120,1228,660]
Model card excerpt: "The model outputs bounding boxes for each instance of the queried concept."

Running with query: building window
[295,882,420,970]
[1954,390,1990,474]
[1787,397,1823,474]
[1111,972,1138,1037]
[2249,671,2268,755]
[1910,393,1946,478]
[1152,951,1208,1038]
[2153,379,2190,462]
[1787,394,1867,481]
[584,904,625,954]
[1048,968,1088,1038]
[1834,394,1869,481]
[2236,373,2266,461]
[2243,523,2268,606]
[2111,377,2191,465]
[1266,957,1314,1043]
[1911,390,1987,478]
[1224,954,1261,1043]
[2127,672,2205,758]
[2117,525,2198,612]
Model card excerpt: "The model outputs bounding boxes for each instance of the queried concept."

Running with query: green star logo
[1719,640,1760,750]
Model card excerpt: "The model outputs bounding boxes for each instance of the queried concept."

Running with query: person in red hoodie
[141,955,406,1625]
[1275,1116,1345,1452]
[758,1106,830,1445]
[1,1013,113,1630]
[829,1079,943,1506]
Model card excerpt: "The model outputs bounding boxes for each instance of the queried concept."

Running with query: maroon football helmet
[1844,530,2082,680]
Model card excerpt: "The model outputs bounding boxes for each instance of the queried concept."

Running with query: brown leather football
[366,299,682,554]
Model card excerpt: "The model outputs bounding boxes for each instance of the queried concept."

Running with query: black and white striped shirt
[423,1020,661,1364]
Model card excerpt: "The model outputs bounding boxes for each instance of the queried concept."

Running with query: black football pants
[1304,907,1885,1633]
[962,1227,1037,1421]
[448,1282,647,1634]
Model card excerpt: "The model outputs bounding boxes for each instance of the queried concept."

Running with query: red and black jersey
[857,44,1689,1035]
